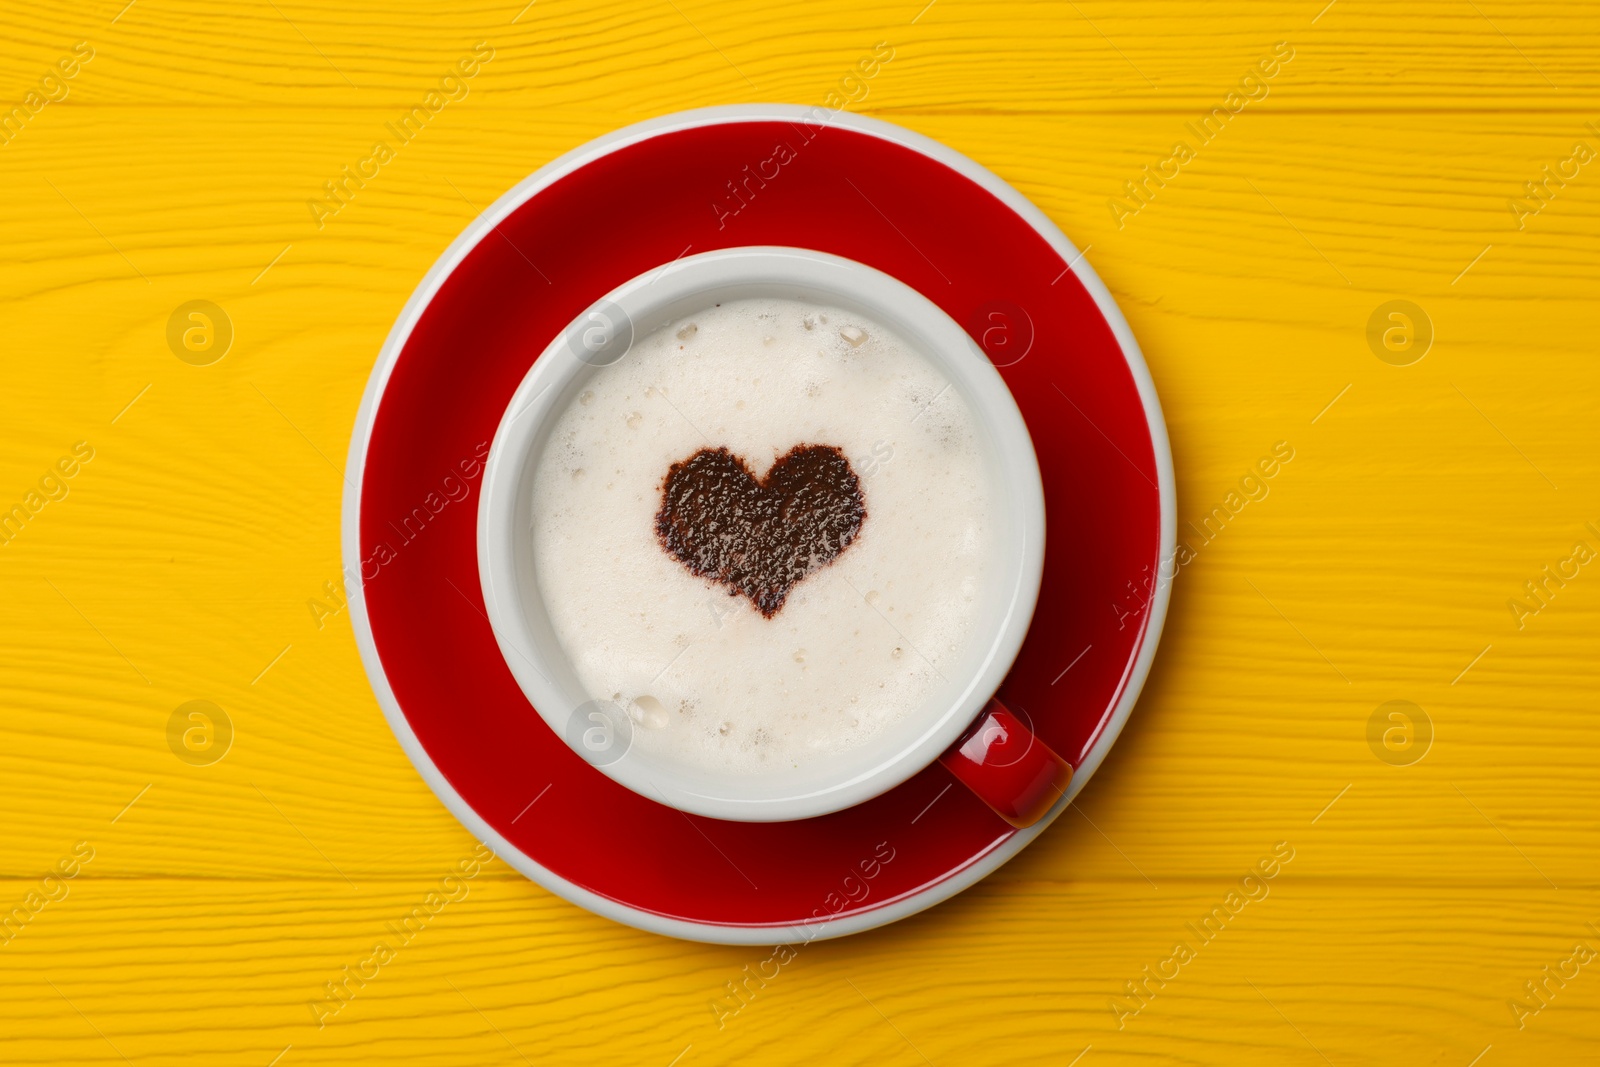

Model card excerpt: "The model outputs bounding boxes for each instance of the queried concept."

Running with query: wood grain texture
[2,1,1599,1064]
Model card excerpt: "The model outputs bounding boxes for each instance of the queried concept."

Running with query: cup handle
[937,697,1074,829]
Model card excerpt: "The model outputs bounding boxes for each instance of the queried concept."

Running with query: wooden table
[2,1,1596,1063]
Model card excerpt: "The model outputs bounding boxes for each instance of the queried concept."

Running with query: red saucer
[343,107,1172,942]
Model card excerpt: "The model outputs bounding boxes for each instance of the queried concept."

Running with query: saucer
[342,105,1174,943]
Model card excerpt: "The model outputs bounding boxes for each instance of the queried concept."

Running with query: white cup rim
[477,245,1046,821]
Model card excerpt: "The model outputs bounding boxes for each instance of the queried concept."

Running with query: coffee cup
[478,246,1069,825]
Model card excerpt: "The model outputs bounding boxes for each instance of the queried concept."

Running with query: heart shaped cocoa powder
[654,444,866,618]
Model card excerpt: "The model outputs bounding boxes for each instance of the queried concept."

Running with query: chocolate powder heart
[655,444,866,618]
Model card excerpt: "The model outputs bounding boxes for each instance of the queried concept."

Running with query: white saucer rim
[340,103,1177,945]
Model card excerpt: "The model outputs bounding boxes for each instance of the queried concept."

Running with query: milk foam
[528,297,997,776]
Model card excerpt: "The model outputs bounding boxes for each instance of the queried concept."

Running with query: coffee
[528,297,998,775]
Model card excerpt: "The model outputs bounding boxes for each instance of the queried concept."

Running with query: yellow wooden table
[3,1,1597,1063]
